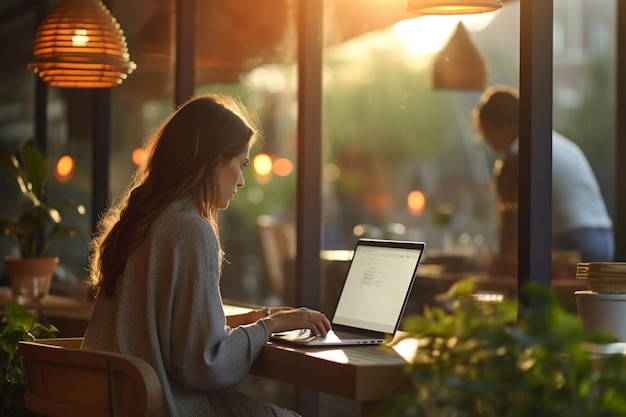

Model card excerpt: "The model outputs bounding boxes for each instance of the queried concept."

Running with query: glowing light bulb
[72,29,89,47]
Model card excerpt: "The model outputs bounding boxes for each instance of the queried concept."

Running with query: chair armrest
[34,337,84,349]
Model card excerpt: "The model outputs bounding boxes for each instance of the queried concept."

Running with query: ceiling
[1,0,518,95]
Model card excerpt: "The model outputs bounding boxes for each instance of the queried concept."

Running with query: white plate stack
[575,262,626,341]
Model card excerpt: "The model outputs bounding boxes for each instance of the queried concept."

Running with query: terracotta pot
[4,257,58,302]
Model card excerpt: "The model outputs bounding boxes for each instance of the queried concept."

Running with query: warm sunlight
[394,14,496,55]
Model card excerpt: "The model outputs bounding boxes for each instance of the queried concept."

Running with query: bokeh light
[55,155,74,183]
[273,158,293,176]
[132,147,147,166]
[253,153,273,176]
[407,190,426,215]
[246,186,265,204]
[323,163,341,182]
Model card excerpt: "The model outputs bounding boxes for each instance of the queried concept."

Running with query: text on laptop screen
[332,244,422,334]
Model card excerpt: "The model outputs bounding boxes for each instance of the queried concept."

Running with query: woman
[83,93,331,417]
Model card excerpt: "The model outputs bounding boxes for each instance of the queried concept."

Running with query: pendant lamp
[407,0,503,16]
[29,0,136,88]
[433,22,488,90]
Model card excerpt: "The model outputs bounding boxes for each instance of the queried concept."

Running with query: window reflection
[0,0,616,311]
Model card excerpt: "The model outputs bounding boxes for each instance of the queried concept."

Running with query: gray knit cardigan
[83,198,270,416]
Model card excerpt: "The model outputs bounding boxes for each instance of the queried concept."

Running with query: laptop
[270,238,425,346]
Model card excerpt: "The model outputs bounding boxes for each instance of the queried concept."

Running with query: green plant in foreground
[0,300,57,416]
[0,140,85,258]
[384,280,626,417]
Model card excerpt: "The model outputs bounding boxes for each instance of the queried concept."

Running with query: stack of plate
[577,262,626,293]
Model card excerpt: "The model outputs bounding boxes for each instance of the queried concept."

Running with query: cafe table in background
[0,286,94,337]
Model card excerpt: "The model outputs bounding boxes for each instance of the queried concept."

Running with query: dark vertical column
[34,78,47,153]
[518,0,553,307]
[297,0,322,316]
[175,0,195,106]
[34,0,49,258]
[616,1,626,260]
[34,1,48,154]
[92,90,111,229]
[91,0,114,229]
[296,1,323,416]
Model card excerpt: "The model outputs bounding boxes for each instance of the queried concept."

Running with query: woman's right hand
[262,307,332,336]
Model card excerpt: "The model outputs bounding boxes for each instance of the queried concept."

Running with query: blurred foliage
[383,280,626,417]
[0,300,58,417]
[0,140,86,258]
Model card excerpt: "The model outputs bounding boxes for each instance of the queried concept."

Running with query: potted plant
[382,280,626,417]
[0,300,58,416]
[0,140,85,301]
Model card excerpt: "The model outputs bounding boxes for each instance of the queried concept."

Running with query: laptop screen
[331,239,424,334]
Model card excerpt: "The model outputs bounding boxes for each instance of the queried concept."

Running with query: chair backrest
[19,338,162,417]
[256,215,296,303]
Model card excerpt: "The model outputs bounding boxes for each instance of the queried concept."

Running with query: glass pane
[108,0,301,307]
[320,8,511,302]
[320,0,616,314]
[0,11,92,296]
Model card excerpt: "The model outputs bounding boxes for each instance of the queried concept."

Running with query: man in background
[473,85,614,266]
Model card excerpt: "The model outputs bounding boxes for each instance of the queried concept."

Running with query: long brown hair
[90,93,260,297]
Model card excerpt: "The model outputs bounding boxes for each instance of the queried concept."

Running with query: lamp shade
[433,22,488,90]
[29,0,136,88]
[407,0,503,16]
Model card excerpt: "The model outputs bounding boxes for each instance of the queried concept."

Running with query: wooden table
[0,287,94,336]
[226,302,417,415]
[413,264,587,312]
[250,334,418,416]
[0,286,94,313]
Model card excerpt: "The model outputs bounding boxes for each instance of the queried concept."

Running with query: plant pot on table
[3,257,58,303]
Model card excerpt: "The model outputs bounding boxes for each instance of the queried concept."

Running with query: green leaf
[0,149,27,195]
[435,279,476,302]
[20,140,47,200]
[30,323,59,339]
[0,300,58,389]
[0,141,85,257]
[2,301,34,334]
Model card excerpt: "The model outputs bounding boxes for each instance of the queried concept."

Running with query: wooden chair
[19,338,162,417]
[256,215,296,305]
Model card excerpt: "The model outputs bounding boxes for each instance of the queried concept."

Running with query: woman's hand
[262,307,332,336]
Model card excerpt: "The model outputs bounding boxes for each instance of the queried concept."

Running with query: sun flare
[394,14,496,55]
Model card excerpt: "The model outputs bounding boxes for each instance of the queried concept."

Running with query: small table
[0,287,94,336]
[250,334,418,415]
[223,302,416,415]
[0,287,93,312]
[413,265,587,312]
